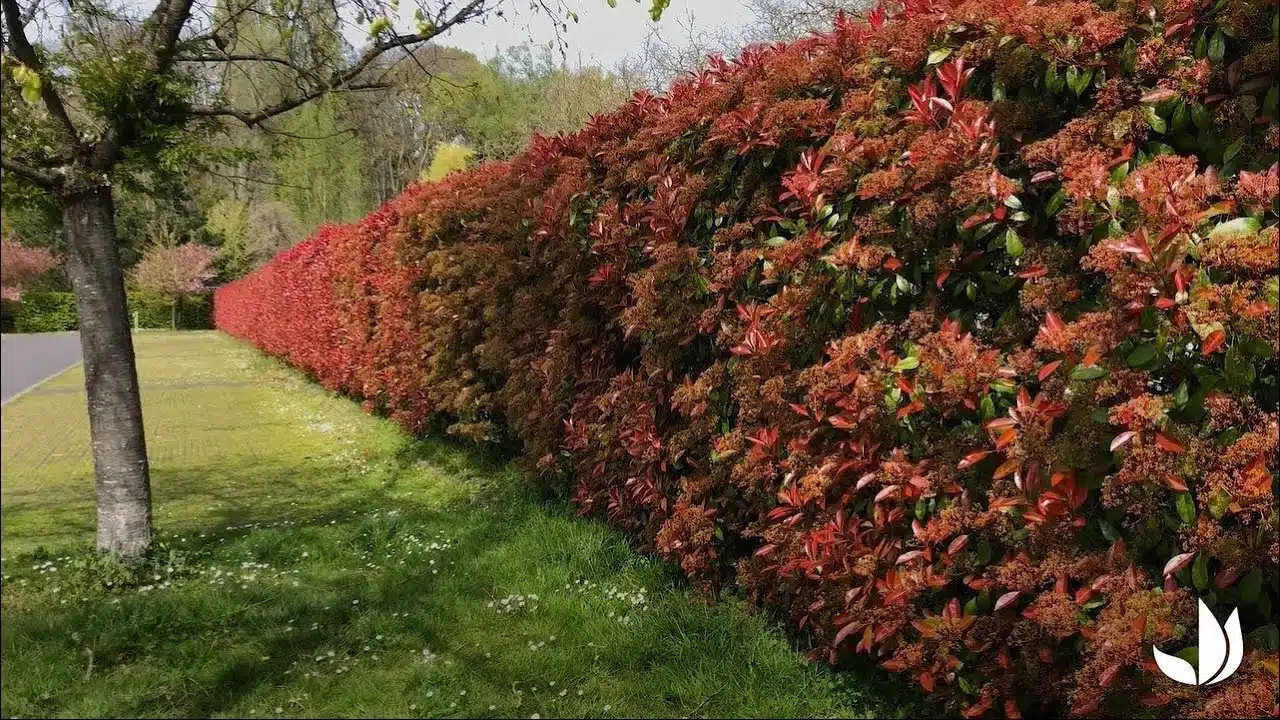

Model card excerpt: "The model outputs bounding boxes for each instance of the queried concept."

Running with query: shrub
[216,2,1280,717]
[9,292,213,332]
[14,292,79,332]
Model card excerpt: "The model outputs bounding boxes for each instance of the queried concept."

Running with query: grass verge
[1,332,909,718]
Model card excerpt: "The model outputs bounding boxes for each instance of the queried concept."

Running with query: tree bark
[62,186,154,557]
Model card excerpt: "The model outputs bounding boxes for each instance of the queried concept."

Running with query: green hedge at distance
[6,292,213,333]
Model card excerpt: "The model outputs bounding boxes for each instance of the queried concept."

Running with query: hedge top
[218,2,1279,717]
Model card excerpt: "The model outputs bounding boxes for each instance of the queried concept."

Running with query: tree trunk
[62,186,154,557]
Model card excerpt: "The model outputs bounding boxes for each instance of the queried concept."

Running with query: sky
[408,0,753,70]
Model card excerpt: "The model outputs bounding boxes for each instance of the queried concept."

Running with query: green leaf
[1191,103,1211,130]
[1098,519,1120,542]
[1127,342,1157,368]
[1177,646,1199,667]
[893,356,920,372]
[1208,29,1226,64]
[1171,101,1190,132]
[1122,37,1137,74]
[1192,552,1209,591]
[1071,365,1107,381]
[927,48,953,65]
[1256,624,1279,651]
[1144,105,1168,134]
[1224,346,1256,390]
[980,394,995,421]
[1210,217,1262,240]
[1223,136,1245,164]
[1176,492,1196,525]
[1240,569,1263,604]
[1174,381,1189,408]
[1004,228,1024,258]
[12,64,41,105]
[1208,488,1231,519]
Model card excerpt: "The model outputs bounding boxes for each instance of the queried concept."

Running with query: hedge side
[6,292,213,333]
[216,3,1279,717]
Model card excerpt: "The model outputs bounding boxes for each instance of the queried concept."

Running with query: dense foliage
[9,292,213,332]
[0,235,58,301]
[217,1,1280,716]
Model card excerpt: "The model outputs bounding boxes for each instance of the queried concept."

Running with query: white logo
[1152,599,1243,685]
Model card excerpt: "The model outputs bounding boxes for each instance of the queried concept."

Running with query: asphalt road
[1,332,83,403]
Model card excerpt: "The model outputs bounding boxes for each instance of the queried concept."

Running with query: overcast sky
[410,0,752,70]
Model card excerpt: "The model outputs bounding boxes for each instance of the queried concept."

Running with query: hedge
[216,3,1279,717]
[6,292,213,333]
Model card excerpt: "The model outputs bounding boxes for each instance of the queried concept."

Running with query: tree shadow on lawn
[3,436,921,719]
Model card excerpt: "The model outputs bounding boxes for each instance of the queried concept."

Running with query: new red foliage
[217,2,1280,716]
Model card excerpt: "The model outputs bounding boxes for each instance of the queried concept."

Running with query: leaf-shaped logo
[1152,599,1243,685]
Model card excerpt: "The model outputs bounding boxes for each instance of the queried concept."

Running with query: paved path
[1,332,82,403]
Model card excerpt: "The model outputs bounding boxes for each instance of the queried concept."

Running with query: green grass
[1,332,908,718]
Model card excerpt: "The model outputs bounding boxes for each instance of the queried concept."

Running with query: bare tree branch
[1,0,81,149]
[1,154,62,189]
[189,0,489,127]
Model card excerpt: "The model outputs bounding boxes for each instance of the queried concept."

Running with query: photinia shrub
[216,1,1280,716]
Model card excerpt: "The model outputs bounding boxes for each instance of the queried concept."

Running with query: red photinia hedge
[217,1,1280,716]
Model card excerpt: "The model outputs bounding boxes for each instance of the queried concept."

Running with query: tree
[1,233,58,300]
[129,241,217,328]
[421,141,473,181]
[1,0,663,557]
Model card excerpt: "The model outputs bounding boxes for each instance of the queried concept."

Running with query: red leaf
[995,590,1021,612]
[919,671,935,693]
[1202,330,1226,356]
[1110,431,1136,452]
[896,550,925,565]
[874,485,901,503]
[1163,475,1188,492]
[1162,552,1196,577]
[1037,360,1063,381]
[1141,88,1179,103]
[947,534,970,556]
[1082,345,1103,367]
[1099,664,1122,688]
[1214,566,1241,589]
[832,621,861,647]
[962,212,990,231]
[958,450,990,469]
[1155,432,1186,454]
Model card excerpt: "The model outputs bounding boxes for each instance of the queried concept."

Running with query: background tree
[421,141,474,181]
[1,0,663,557]
[1,233,58,300]
[128,240,216,328]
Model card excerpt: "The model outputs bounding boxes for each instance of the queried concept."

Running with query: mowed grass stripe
[1,332,907,718]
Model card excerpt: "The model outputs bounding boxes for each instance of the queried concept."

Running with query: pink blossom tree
[1,235,59,301]
[128,243,217,329]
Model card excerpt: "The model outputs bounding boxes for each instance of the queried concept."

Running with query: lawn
[0,332,908,718]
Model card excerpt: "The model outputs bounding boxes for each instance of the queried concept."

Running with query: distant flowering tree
[129,243,217,329]
[1,234,58,301]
